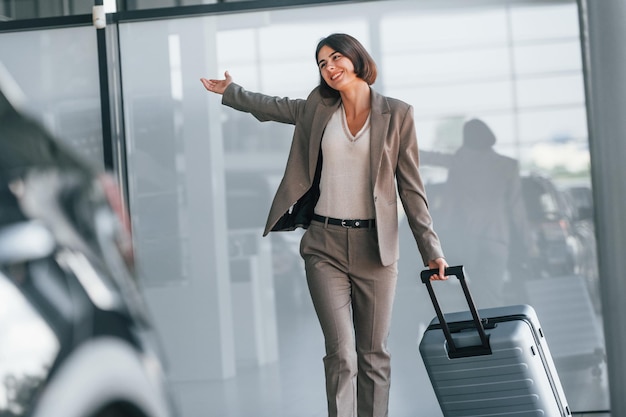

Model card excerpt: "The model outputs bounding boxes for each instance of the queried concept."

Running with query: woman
[201,33,447,417]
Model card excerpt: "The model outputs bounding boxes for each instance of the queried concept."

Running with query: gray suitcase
[419,266,571,417]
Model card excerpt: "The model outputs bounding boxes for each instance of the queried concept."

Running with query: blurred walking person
[422,118,531,307]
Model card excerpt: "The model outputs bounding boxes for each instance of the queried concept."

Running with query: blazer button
[374,196,378,202]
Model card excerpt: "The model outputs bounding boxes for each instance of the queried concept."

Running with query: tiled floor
[184,273,611,417]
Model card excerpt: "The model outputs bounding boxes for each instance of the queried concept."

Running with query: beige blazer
[222,83,444,267]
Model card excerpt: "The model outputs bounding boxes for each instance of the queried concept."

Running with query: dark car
[520,174,582,277]
[563,185,601,311]
[0,85,176,417]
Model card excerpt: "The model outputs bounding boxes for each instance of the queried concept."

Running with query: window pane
[517,73,586,108]
[381,8,508,50]
[514,41,583,74]
[384,47,511,86]
[511,3,580,41]
[388,80,513,116]
[113,1,607,415]
[0,27,104,169]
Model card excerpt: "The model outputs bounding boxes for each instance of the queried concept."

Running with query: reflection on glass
[0,275,59,414]
[0,27,103,170]
[115,0,607,415]
[0,0,93,19]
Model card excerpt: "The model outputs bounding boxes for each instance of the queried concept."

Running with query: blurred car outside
[520,173,582,278]
[562,184,601,311]
[0,76,177,417]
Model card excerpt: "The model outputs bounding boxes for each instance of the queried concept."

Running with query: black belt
[312,214,376,229]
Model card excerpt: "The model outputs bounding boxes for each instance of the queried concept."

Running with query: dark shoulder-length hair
[315,33,378,98]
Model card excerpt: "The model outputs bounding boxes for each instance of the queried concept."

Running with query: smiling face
[317,45,360,92]
[314,34,377,98]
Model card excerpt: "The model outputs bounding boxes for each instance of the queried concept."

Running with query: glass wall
[0,0,120,19]
[0,0,92,20]
[117,0,607,416]
[0,0,608,415]
[0,26,104,170]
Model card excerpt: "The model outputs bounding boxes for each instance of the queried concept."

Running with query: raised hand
[200,70,233,95]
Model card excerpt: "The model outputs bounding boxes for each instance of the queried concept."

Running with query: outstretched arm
[200,71,232,95]
[202,72,306,125]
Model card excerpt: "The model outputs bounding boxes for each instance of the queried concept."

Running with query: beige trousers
[300,221,398,417]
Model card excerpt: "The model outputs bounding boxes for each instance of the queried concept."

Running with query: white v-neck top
[314,106,375,220]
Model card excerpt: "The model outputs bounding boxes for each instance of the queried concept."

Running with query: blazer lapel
[370,89,391,188]
[306,90,388,188]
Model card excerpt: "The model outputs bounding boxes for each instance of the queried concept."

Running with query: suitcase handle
[420,265,491,358]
